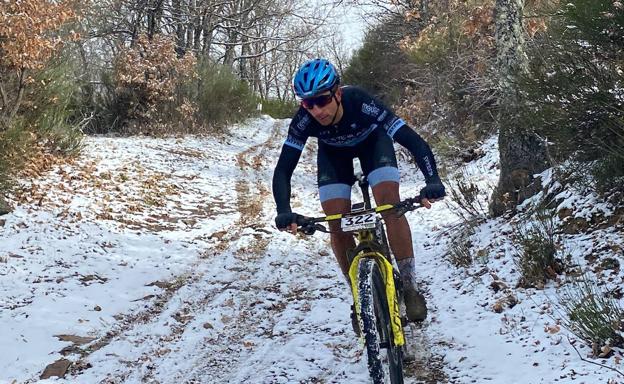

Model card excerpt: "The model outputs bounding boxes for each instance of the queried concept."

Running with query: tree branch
[567,335,624,378]
[8,68,26,123]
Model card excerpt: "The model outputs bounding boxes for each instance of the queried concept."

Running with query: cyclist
[272,58,445,326]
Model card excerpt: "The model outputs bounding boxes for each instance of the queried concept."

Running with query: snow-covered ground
[1,117,622,383]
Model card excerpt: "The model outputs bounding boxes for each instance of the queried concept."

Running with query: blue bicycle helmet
[293,58,340,98]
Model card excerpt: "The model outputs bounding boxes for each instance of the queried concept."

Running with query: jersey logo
[379,155,393,166]
[296,114,310,131]
[361,101,381,117]
[350,123,357,130]
[377,110,388,122]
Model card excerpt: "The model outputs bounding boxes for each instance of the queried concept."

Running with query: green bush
[0,121,33,191]
[516,0,624,194]
[343,14,415,105]
[259,98,298,119]
[0,51,84,193]
[27,55,84,155]
[83,58,259,134]
[347,5,497,156]
[79,70,122,134]
[193,61,258,130]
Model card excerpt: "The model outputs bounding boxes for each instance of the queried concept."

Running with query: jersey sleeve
[393,124,441,184]
[284,109,312,151]
[272,145,302,214]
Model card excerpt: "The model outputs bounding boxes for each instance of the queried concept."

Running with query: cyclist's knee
[372,181,400,205]
[321,198,351,232]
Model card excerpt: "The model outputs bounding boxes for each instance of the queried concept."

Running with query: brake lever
[394,196,422,218]
[298,223,328,235]
[395,206,410,218]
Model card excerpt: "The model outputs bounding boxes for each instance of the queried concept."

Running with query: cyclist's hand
[419,182,446,209]
[275,212,301,235]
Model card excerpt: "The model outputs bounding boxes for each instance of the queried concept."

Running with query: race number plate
[341,212,375,231]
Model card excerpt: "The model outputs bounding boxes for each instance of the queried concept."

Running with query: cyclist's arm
[390,123,441,184]
[272,145,303,214]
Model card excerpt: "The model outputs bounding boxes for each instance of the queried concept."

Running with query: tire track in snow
[63,121,289,383]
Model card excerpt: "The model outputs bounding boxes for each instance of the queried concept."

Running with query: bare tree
[81,0,335,97]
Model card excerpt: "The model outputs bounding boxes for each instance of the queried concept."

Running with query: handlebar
[295,195,425,235]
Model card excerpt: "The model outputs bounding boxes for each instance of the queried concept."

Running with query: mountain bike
[296,174,423,384]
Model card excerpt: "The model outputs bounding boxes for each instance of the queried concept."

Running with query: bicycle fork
[349,251,406,347]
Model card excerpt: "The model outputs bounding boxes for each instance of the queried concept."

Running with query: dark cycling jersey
[285,86,405,149]
[272,86,441,214]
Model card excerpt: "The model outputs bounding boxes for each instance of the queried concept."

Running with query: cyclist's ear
[335,87,343,101]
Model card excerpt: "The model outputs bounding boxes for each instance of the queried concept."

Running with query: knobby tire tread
[357,258,404,384]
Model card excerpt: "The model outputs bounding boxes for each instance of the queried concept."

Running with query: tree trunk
[193,2,203,52]
[8,69,26,123]
[490,0,549,216]
[172,0,186,55]
[419,0,430,23]
[147,0,164,38]
[0,195,10,216]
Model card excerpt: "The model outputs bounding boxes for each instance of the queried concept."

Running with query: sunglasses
[301,92,334,109]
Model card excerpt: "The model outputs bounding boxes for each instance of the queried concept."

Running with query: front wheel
[357,258,404,384]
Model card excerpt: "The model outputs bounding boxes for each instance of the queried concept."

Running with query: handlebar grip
[296,215,310,226]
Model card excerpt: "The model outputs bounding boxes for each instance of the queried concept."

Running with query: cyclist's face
[303,89,342,126]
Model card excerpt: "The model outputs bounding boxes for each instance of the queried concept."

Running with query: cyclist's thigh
[317,142,355,204]
[357,128,400,191]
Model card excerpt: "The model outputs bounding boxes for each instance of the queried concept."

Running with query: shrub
[0,122,33,191]
[0,0,78,129]
[446,169,490,224]
[394,1,499,155]
[591,122,624,194]
[258,98,298,119]
[343,13,415,105]
[514,211,564,288]
[0,51,84,193]
[447,225,476,268]
[557,275,624,352]
[192,60,258,129]
[25,55,84,155]
[111,34,197,134]
[516,0,624,195]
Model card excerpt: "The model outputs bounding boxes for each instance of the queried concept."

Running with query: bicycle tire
[357,257,404,384]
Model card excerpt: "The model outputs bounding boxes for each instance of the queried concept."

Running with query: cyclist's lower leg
[321,198,360,334]
[372,181,427,322]
[321,198,356,276]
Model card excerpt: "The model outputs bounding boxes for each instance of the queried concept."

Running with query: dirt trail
[61,121,287,383]
[52,119,451,384]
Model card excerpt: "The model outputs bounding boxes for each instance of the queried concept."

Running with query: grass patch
[557,274,624,353]
[513,210,564,288]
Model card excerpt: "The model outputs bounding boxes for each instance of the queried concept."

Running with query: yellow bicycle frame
[318,205,406,347]
[348,251,405,347]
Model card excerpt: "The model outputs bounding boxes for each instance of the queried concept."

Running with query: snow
[1,117,623,383]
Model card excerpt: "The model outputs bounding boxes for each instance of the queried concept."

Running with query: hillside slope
[0,117,622,383]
